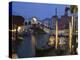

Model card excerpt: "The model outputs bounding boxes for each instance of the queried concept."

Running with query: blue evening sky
[12,1,71,20]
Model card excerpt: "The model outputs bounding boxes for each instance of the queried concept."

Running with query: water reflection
[16,32,35,58]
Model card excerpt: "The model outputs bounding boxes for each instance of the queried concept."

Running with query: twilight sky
[11,1,71,20]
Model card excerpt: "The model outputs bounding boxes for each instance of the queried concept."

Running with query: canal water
[16,32,49,58]
[16,32,68,58]
[16,32,34,58]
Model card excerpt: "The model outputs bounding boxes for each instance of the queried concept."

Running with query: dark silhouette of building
[9,15,24,58]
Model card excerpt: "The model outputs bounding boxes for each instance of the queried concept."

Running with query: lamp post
[70,5,78,54]
[55,19,58,49]
[69,16,73,54]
